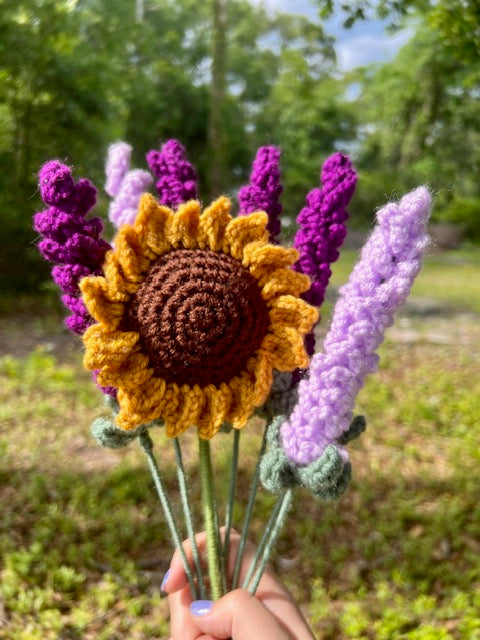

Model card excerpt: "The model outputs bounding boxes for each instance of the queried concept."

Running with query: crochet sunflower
[80,194,318,438]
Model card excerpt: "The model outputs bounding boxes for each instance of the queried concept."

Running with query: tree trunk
[208,0,227,197]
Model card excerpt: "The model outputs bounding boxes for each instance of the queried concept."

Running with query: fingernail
[190,600,214,617]
[160,568,171,592]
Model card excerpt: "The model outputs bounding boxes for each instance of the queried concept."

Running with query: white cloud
[248,0,413,70]
[336,28,413,71]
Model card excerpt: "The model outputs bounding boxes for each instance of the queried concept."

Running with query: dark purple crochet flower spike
[146,139,198,209]
[34,161,111,336]
[293,152,357,309]
[238,146,283,244]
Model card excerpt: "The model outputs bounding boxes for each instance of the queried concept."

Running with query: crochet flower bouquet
[34,140,431,603]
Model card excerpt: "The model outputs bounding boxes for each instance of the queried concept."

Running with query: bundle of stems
[138,420,291,601]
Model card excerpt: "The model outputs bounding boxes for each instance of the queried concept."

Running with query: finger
[168,584,202,640]
[190,589,292,640]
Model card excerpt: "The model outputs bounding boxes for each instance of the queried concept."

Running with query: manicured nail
[190,600,214,617]
[160,568,171,591]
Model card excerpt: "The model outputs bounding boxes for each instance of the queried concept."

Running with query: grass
[0,248,479,638]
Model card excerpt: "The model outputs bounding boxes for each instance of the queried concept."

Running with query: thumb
[189,589,291,640]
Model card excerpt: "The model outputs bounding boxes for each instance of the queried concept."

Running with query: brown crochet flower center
[126,249,270,386]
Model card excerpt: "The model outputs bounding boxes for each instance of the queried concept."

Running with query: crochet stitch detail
[238,146,283,243]
[281,187,431,466]
[125,249,270,387]
[259,416,353,499]
[80,194,318,438]
[293,152,357,310]
[34,161,111,335]
[146,139,198,208]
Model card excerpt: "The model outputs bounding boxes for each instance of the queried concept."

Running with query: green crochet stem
[199,437,224,600]
[173,437,206,599]
[223,428,240,585]
[247,488,293,595]
[139,431,198,599]
[241,489,284,590]
[231,424,268,590]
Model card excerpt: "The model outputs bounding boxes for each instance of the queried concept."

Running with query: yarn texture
[146,139,198,208]
[81,194,318,438]
[293,152,357,310]
[238,146,283,243]
[34,161,111,335]
[280,187,431,466]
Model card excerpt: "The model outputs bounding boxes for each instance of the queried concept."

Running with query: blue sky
[251,0,412,71]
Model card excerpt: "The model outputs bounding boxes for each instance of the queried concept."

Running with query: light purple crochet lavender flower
[105,142,132,197]
[238,146,283,243]
[281,187,431,466]
[146,139,198,208]
[34,161,111,335]
[105,142,153,228]
[293,152,357,308]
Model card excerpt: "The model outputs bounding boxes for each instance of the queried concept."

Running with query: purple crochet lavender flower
[280,187,431,466]
[293,152,357,309]
[34,161,111,335]
[238,146,283,243]
[146,139,198,208]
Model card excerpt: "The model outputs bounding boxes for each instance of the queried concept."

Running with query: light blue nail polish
[190,600,213,617]
[161,568,171,591]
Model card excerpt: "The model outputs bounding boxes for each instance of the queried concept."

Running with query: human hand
[163,529,315,640]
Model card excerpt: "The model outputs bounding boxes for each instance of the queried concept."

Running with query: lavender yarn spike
[146,139,198,209]
[293,153,357,309]
[238,146,283,243]
[108,169,153,227]
[105,142,132,197]
[281,187,431,466]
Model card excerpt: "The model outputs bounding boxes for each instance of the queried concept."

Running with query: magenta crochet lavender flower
[34,161,111,335]
[293,152,357,309]
[280,187,431,468]
[238,146,283,243]
[146,139,198,208]
[105,143,153,228]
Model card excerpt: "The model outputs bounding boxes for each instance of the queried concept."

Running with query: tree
[352,21,480,237]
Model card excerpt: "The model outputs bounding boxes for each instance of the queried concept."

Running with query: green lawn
[0,248,479,639]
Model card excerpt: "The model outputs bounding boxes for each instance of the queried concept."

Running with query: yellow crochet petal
[261,327,309,371]
[134,194,173,257]
[102,253,138,297]
[225,374,255,429]
[247,350,273,406]
[223,212,269,260]
[115,226,152,283]
[96,351,150,388]
[246,245,299,280]
[165,385,206,437]
[261,268,311,300]
[115,377,167,429]
[80,276,126,329]
[197,197,232,251]
[83,324,139,370]
[165,200,201,249]
[269,295,319,334]
[197,383,232,439]
[112,352,155,389]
